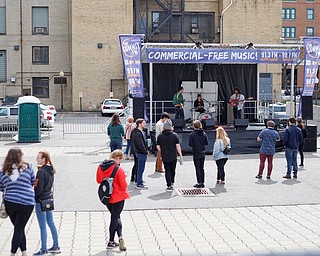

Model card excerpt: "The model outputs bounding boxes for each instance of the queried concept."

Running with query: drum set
[193,105,216,121]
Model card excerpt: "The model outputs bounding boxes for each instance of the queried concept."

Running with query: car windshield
[270,106,286,112]
[0,108,8,116]
[105,101,121,105]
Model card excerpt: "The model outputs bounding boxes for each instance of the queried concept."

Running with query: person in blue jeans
[130,118,148,189]
[34,151,61,255]
[108,114,125,152]
[283,117,303,179]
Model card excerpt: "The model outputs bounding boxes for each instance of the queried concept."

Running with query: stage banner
[119,35,144,98]
[302,37,320,96]
[146,48,300,64]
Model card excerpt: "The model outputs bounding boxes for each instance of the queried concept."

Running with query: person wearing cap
[156,120,183,191]
[297,117,308,167]
[255,120,280,180]
[283,117,303,179]
[155,113,170,173]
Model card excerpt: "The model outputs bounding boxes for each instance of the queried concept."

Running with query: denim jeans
[35,203,59,250]
[110,140,122,152]
[285,147,298,176]
[124,139,131,155]
[135,152,147,185]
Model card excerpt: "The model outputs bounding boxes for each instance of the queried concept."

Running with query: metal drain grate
[175,188,215,197]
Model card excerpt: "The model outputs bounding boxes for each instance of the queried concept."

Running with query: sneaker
[47,246,61,254]
[119,238,127,251]
[155,169,165,173]
[283,175,291,179]
[33,250,48,256]
[293,175,298,179]
[255,175,262,179]
[216,180,220,184]
[135,184,148,190]
[193,184,202,188]
[299,164,304,167]
[166,186,173,191]
[107,241,119,249]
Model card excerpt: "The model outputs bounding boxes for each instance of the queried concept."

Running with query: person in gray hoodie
[34,151,60,255]
[188,120,208,188]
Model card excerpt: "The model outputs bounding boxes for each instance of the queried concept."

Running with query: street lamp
[59,70,64,111]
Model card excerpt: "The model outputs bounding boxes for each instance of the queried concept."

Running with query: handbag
[0,183,9,219]
[40,198,54,212]
[223,144,231,154]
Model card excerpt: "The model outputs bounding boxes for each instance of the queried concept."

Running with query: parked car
[0,105,18,131]
[101,98,124,116]
[40,104,55,128]
[1,95,20,106]
[47,104,57,116]
[258,102,289,128]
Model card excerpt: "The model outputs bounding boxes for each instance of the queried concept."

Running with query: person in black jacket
[34,151,61,255]
[131,119,148,189]
[157,120,183,191]
[188,120,208,188]
[297,117,308,167]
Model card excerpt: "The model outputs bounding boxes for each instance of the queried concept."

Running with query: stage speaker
[133,98,145,120]
[172,119,185,131]
[304,125,317,152]
[233,119,249,130]
[264,118,280,130]
[201,118,216,130]
[301,96,313,120]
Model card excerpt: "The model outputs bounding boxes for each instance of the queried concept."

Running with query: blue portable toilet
[17,96,41,143]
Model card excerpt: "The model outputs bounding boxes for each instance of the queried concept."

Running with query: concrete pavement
[0,120,320,255]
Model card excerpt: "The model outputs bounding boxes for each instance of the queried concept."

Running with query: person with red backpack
[96,150,130,251]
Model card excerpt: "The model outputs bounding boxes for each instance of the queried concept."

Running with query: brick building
[0,0,283,111]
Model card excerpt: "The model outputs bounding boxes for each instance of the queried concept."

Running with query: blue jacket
[213,139,231,161]
[283,125,303,150]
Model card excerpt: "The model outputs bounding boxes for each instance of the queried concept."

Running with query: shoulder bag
[0,182,9,219]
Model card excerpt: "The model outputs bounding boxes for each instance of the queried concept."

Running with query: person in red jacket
[96,150,130,251]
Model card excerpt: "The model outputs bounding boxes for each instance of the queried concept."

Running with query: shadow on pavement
[127,183,141,197]
[255,179,278,185]
[282,179,302,185]
[211,184,227,194]
[147,172,164,179]
[148,191,177,201]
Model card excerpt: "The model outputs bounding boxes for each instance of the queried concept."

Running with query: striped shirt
[0,166,36,206]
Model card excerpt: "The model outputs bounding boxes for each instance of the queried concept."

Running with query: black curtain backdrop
[142,63,257,102]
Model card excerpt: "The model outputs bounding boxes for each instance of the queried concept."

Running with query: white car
[101,99,124,116]
[47,105,57,116]
[40,104,55,128]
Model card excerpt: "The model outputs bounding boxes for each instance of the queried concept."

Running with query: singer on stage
[229,87,245,119]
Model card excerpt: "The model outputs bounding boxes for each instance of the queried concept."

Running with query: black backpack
[98,164,119,205]
[223,144,231,154]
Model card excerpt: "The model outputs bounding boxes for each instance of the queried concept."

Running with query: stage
[150,126,286,155]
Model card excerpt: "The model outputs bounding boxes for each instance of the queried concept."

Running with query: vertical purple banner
[302,38,320,96]
[119,35,144,98]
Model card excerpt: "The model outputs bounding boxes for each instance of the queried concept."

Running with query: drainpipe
[219,0,233,44]
[20,0,23,95]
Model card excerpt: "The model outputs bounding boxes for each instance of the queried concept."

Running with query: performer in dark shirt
[193,94,205,114]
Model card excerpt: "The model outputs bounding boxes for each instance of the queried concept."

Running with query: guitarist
[229,87,245,119]
[172,86,185,119]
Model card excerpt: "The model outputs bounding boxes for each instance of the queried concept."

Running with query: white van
[0,105,18,130]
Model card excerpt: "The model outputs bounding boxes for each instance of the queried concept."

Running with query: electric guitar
[230,99,238,107]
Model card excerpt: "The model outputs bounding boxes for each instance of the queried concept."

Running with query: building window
[306,0,315,2]
[0,50,6,82]
[32,7,48,34]
[191,15,198,34]
[152,11,160,30]
[0,7,5,35]
[33,78,49,98]
[282,8,296,20]
[306,27,314,36]
[32,46,49,64]
[306,9,314,20]
[282,27,296,38]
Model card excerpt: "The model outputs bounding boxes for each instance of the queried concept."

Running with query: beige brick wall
[71,0,132,111]
[0,0,71,109]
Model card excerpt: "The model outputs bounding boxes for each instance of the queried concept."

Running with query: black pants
[193,157,205,185]
[174,106,184,120]
[298,142,304,165]
[5,200,34,254]
[233,106,241,119]
[106,200,125,241]
[131,153,138,182]
[163,160,177,187]
[216,158,228,181]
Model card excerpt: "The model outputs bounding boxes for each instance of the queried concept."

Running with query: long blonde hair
[216,127,229,147]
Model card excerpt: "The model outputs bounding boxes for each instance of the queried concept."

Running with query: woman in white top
[213,127,231,184]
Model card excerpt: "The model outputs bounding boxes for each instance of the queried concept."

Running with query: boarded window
[32,7,48,34]
[32,46,49,64]
[0,7,5,34]
[33,77,49,98]
[0,50,7,82]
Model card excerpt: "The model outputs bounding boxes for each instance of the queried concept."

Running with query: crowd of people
[0,108,307,254]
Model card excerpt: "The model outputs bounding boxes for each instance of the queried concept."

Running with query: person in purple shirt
[255,120,280,179]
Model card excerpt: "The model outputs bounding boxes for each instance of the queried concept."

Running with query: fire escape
[134,0,214,43]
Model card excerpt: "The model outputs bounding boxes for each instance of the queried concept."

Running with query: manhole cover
[175,188,215,197]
